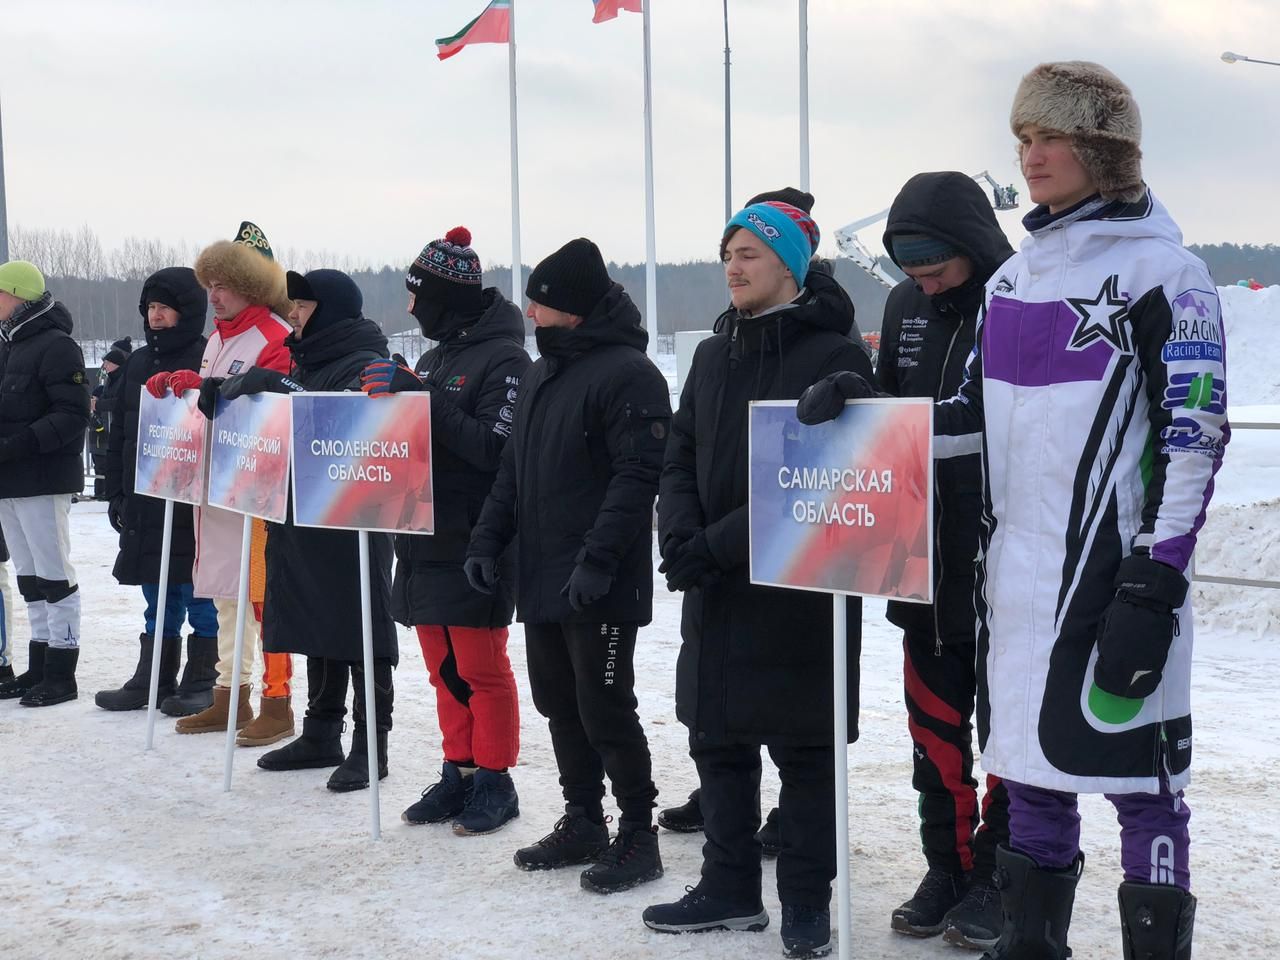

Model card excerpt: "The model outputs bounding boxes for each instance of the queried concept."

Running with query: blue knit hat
[720,201,820,285]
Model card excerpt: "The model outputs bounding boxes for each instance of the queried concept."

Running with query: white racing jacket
[936,191,1228,794]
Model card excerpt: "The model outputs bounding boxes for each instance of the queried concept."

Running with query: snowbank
[1219,284,1280,406]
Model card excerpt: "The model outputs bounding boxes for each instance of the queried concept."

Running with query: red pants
[416,625,520,770]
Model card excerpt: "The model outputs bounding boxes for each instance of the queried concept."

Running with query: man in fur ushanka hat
[144,221,297,745]
[799,61,1224,960]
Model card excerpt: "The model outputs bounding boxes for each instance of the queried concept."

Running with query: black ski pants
[903,629,1008,880]
[524,620,657,827]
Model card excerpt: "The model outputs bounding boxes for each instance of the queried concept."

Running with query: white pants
[0,495,80,650]
[214,596,261,689]
[0,557,13,667]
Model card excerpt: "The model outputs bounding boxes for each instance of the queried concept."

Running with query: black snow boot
[20,646,79,707]
[980,846,1082,959]
[642,883,770,933]
[452,768,520,835]
[580,823,663,893]
[944,874,1003,949]
[257,717,345,771]
[657,788,704,833]
[0,640,47,700]
[160,633,218,717]
[756,805,782,858]
[892,868,967,937]
[513,806,609,871]
[782,903,833,958]
[95,633,180,711]
[1118,882,1196,960]
[403,761,476,825]
[326,727,388,792]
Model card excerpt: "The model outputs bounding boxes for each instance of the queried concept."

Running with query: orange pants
[214,597,292,697]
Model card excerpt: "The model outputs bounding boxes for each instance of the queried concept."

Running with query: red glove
[167,370,203,396]
[144,371,171,399]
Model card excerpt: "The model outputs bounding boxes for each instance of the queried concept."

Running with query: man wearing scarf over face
[359,227,530,834]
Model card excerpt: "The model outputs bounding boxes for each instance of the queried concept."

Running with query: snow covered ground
[2,286,1276,959]
[2,494,1277,960]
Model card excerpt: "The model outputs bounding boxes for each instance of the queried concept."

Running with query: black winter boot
[657,788,704,833]
[580,823,663,893]
[756,805,782,858]
[782,903,833,958]
[944,874,1003,949]
[980,846,1082,959]
[513,807,609,871]
[1118,882,1196,960]
[892,868,967,937]
[95,633,180,711]
[642,883,770,933]
[160,633,218,717]
[452,768,520,835]
[20,646,79,707]
[0,640,47,700]
[258,717,345,771]
[403,761,476,825]
[326,728,388,792]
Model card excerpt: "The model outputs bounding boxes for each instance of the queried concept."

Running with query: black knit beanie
[746,186,815,214]
[526,238,611,317]
[406,226,485,314]
[104,336,133,366]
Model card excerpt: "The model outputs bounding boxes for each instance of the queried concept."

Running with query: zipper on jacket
[931,320,963,654]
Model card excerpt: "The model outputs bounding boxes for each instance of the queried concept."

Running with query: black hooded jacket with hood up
[106,267,208,586]
[878,171,1015,645]
[391,287,531,628]
[658,266,873,745]
[469,282,671,626]
[259,277,399,663]
[0,293,89,499]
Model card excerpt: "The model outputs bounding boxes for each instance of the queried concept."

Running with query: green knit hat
[0,260,46,301]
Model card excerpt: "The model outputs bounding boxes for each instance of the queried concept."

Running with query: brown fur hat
[1010,61,1145,203]
[194,237,291,319]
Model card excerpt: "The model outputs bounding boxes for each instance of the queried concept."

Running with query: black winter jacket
[90,366,126,456]
[878,171,1015,645]
[470,283,671,625]
[105,268,208,586]
[391,289,531,628]
[0,295,89,498]
[659,268,873,746]
[261,315,398,663]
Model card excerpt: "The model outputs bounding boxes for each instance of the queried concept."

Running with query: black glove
[664,531,721,592]
[197,377,226,420]
[464,556,498,595]
[561,563,613,612]
[1093,554,1189,699]
[0,430,35,463]
[220,367,304,400]
[108,495,127,533]
[796,371,879,425]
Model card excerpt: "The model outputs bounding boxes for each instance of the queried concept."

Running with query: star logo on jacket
[1066,274,1131,354]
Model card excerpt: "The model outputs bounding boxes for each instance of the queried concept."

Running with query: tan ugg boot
[236,696,295,747]
[175,684,253,734]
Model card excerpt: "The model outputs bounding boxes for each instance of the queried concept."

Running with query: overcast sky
[3,0,1277,273]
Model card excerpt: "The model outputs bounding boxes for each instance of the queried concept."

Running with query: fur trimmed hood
[1010,60,1145,204]
[194,240,292,319]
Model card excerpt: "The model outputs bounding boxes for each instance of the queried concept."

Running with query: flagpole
[508,0,523,310]
[0,88,9,262]
[798,0,810,192]
[642,2,658,361]
[722,0,732,222]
